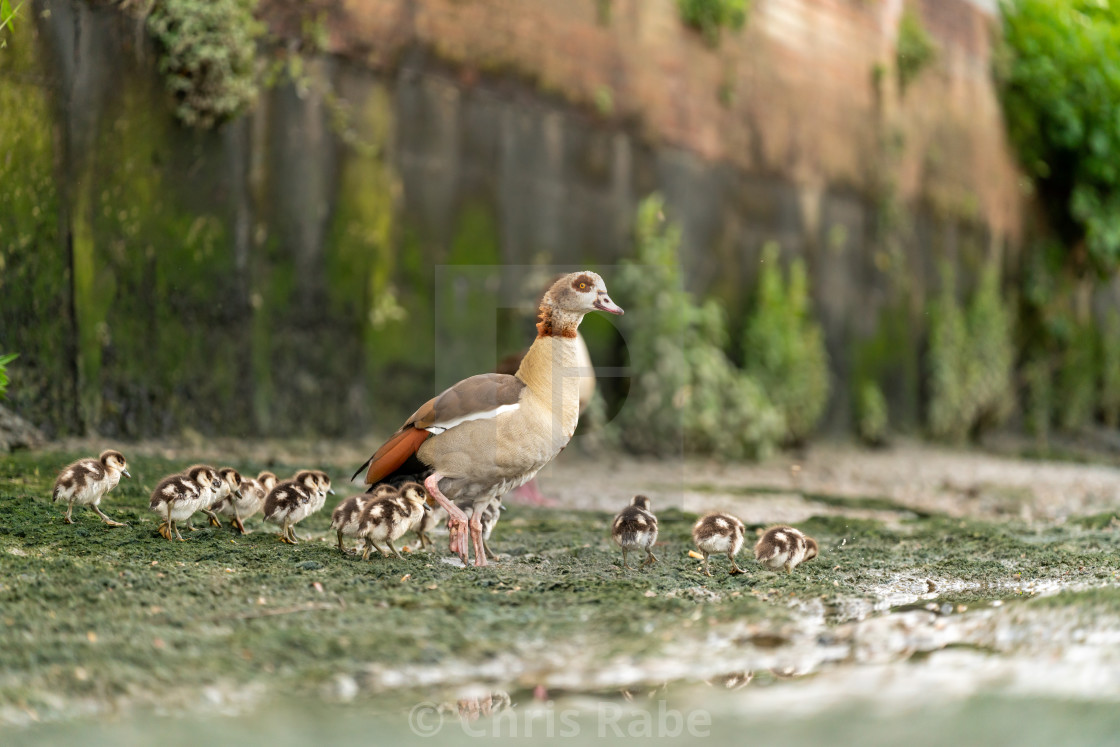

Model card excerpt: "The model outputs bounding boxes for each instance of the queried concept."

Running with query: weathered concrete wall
[0,0,1024,439]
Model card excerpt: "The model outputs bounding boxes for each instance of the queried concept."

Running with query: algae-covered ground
[4,443,1120,744]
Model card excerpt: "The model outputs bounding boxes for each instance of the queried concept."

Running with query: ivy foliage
[615,195,784,460]
[896,8,937,94]
[147,0,262,128]
[0,353,16,399]
[676,0,748,45]
[998,0,1120,272]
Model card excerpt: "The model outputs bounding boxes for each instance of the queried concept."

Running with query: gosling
[611,495,658,570]
[214,470,277,533]
[149,465,222,541]
[51,450,131,527]
[754,526,819,574]
[357,482,429,560]
[200,467,243,528]
[692,512,746,577]
[331,484,395,555]
[263,472,321,544]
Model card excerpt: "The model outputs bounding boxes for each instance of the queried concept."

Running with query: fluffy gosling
[611,495,658,570]
[215,470,277,533]
[263,472,321,544]
[357,482,429,560]
[51,450,130,527]
[150,465,222,541]
[200,467,243,528]
[330,485,395,555]
[754,526,819,574]
[691,512,746,577]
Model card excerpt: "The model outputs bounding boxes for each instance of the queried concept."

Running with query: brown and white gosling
[611,495,658,570]
[284,469,334,541]
[754,526,819,574]
[51,450,131,527]
[692,512,747,577]
[263,472,321,544]
[412,494,447,550]
[214,470,277,533]
[330,484,395,555]
[149,465,223,541]
[356,482,429,560]
[199,467,243,528]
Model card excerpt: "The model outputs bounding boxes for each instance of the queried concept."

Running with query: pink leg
[470,512,487,567]
[424,473,471,564]
[508,478,558,507]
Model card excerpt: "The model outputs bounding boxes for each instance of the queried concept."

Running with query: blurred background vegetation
[2,0,1120,458]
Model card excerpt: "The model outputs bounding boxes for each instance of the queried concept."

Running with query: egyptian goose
[352,271,622,567]
[496,325,596,507]
[51,450,131,527]
[331,484,395,554]
[263,472,320,544]
[150,465,222,541]
[356,482,429,560]
[611,495,658,570]
[692,512,747,577]
[200,467,243,528]
[455,496,502,561]
[754,526,819,573]
[215,470,277,533]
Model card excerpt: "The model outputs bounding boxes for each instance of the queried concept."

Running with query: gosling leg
[91,503,126,527]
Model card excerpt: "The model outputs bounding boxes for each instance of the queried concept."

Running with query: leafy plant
[1022,354,1052,446]
[147,0,261,128]
[1101,312,1120,427]
[856,379,889,446]
[677,0,748,45]
[1057,322,1098,431]
[998,0,1120,273]
[615,195,784,460]
[742,243,831,445]
[896,7,937,94]
[927,264,1015,442]
[0,353,17,400]
[0,0,24,43]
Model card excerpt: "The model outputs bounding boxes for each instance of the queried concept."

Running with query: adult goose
[352,271,623,566]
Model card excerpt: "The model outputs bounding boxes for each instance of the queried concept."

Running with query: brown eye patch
[572,273,594,291]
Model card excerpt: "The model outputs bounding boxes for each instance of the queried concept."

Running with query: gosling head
[186,464,221,492]
[630,494,651,512]
[398,482,427,512]
[257,471,279,493]
[219,467,244,499]
[100,450,131,479]
[804,536,819,563]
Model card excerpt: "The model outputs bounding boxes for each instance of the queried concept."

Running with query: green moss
[0,28,70,432]
[5,449,1120,719]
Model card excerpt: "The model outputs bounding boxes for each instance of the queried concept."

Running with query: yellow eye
[579,282,587,290]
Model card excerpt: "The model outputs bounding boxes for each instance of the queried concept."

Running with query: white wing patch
[425,403,520,434]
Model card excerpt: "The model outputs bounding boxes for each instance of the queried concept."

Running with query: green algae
[4,448,1120,721]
